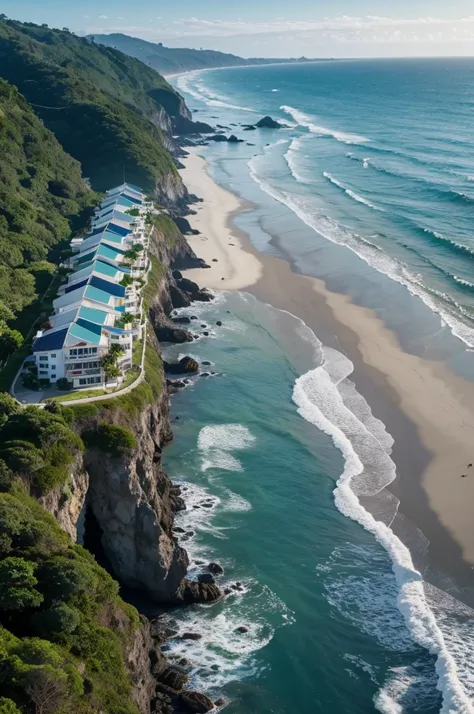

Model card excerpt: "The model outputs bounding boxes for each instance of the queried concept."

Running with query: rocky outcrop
[256,115,283,128]
[164,357,199,375]
[148,88,214,135]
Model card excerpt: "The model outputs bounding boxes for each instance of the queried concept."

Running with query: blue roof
[90,275,125,298]
[65,278,88,294]
[78,306,108,325]
[104,325,133,335]
[33,328,68,353]
[89,222,131,238]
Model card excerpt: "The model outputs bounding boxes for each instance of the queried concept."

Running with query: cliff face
[83,389,190,602]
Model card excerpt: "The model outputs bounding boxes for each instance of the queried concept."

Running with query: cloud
[167,14,474,43]
[98,15,108,20]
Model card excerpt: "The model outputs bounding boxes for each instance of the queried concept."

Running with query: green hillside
[0,78,94,324]
[90,33,249,74]
[0,20,184,193]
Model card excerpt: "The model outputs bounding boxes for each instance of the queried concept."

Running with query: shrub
[22,372,39,390]
[31,603,80,639]
[0,460,14,493]
[84,423,136,456]
[0,557,43,611]
[36,556,91,604]
[55,378,72,391]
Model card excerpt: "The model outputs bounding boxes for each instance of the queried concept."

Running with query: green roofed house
[29,182,148,394]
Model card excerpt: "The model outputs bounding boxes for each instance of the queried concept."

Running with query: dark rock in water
[180,632,203,641]
[179,658,189,667]
[202,332,209,337]
[180,691,215,713]
[177,277,213,303]
[164,357,199,375]
[150,622,178,641]
[228,134,243,143]
[172,316,191,325]
[201,501,213,508]
[159,666,189,691]
[172,270,183,280]
[201,324,207,328]
[209,134,228,143]
[170,285,191,309]
[173,526,185,533]
[157,327,193,344]
[195,559,205,565]
[235,626,249,634]
[191,316,198,320]
[214,698,225,708]
[212,258,218,262]
[208,562,224,575]
[243,125,256,131]
[256,115,282,129]
[180,579,221,604]
[202,360,211,366]
[198,572,216,585]
[216,321,222,326]
[201,372,210,377]
[223,588,232,595]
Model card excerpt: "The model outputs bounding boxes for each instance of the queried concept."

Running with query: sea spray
[293,357,473,713]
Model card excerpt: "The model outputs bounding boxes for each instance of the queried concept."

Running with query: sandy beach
[179,152,262,290]
[179,151,474,596]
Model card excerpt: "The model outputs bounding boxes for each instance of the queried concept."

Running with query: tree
[0,698,21,714]
[36,556,90,602]
[119,274,133,287]
[25,667,68,714]
[0,393,21,426]
[0,459,14,493]
[123,250,139,263]
[0,328,23,361]
[0,557,43,610]
[109,344,125,359]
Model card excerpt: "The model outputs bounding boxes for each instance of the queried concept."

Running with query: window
[51,374,56,379]
[39,370,48,375]
[79,378,87,385]
[70,349,77,357]
[50,354,56,358]
[39,356,48,361]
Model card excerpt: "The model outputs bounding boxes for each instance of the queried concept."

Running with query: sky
[2,0,474,57]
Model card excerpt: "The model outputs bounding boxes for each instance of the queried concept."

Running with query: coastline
[179,150,474,600]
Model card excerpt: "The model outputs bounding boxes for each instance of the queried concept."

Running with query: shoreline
[179,149,474,603]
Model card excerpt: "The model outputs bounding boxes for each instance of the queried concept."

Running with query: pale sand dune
[178,152,262,290]
[179,149,474,585]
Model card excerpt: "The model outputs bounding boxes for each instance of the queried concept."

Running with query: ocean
[165,60,474,713]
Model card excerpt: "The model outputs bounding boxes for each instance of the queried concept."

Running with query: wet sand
[179,153,474,601]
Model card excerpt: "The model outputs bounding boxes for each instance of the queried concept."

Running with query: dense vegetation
[0,19,182,192]
[0,78,94,332]
[0,396,142,714]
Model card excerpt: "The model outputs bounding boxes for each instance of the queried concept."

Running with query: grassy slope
[0,20,182,192]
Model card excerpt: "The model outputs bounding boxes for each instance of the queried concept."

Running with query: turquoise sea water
[166,61,474,712]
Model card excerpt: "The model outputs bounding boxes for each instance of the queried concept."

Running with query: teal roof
[94,261,120,279]
[96,244,125,262]
[78,306,108,325]
[68,320,102,345]
[85,285,113,306]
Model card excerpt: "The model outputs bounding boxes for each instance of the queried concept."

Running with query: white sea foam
[176,70,255,112]
[454,276,474,288]
[292,343,474,712]
[280,105,369,144]
[323,171,384,211]
[247,154,474,347]
[283,136,311,184]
